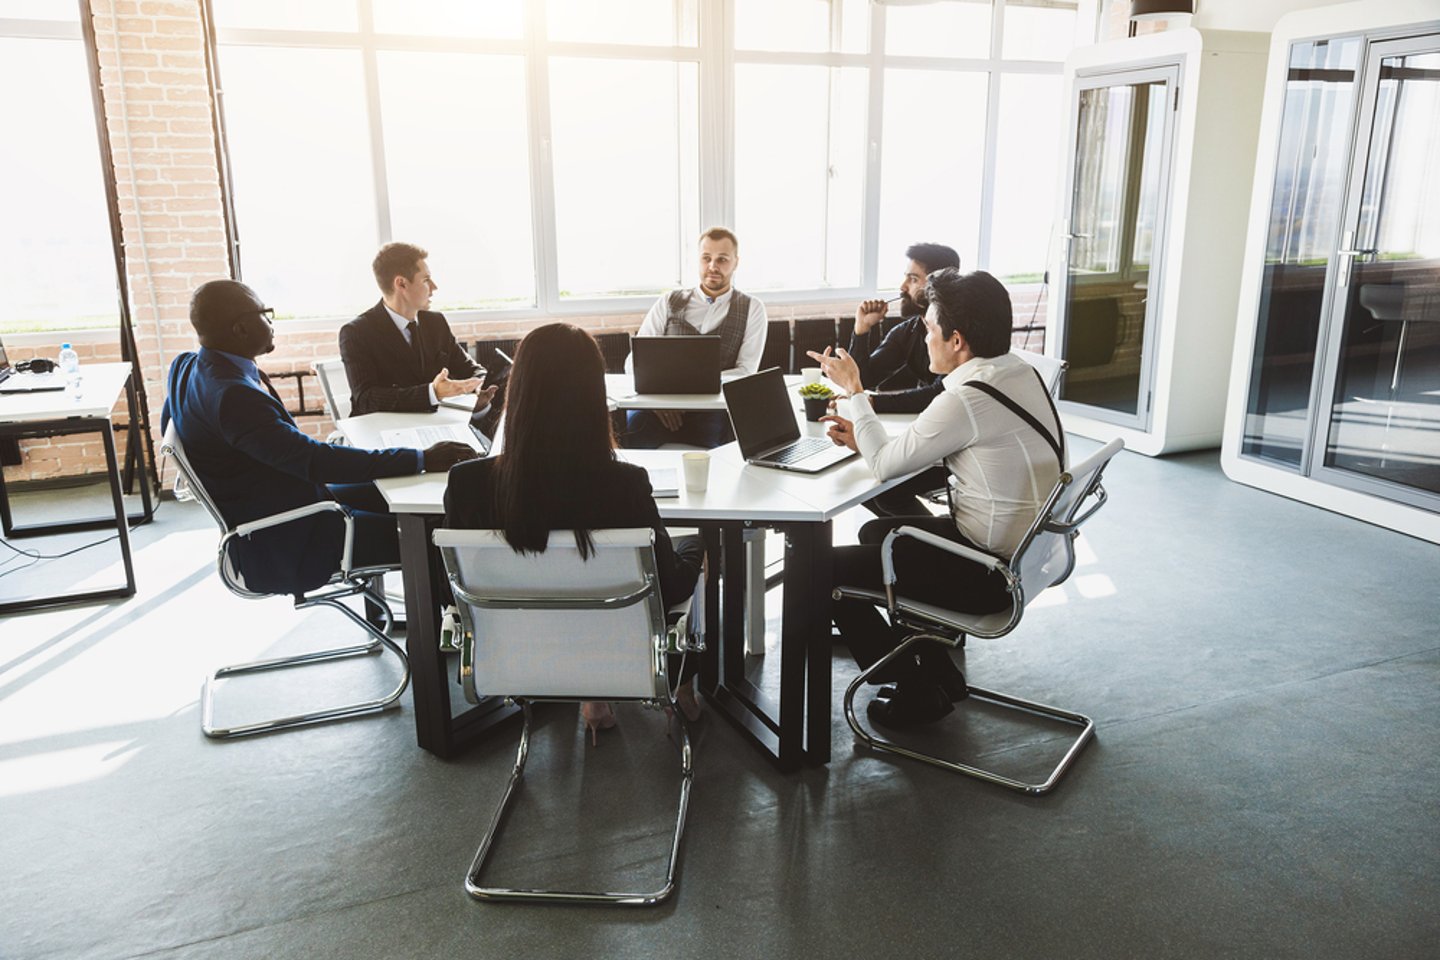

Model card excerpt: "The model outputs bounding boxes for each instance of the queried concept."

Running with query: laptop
[631,336,722,394]
[723,367,858,473]
[0,336,65,393]
[380,401,495,457]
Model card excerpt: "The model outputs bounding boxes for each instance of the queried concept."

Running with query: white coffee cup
[682,451,710,493]
[802,367,822,386]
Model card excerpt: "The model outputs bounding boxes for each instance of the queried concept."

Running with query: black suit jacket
[339,301,480,415]
[162,348,420,595]
[849,316,945,414]
[443,457,699,608]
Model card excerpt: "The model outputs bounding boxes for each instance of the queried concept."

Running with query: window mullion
[697,0,731,231]
[358,0,391,245]
[860,1,886,293]
[977,0,1007,271]
[525,0,559,313]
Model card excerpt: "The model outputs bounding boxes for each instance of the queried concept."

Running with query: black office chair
[161,425,409,739]
[835,438,1124,795]
[792,317,839,373]
[759,319,791,373]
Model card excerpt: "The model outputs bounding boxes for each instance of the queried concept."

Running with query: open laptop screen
[723,367,800,460]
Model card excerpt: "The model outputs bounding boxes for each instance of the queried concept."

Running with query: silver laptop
[723,367,857,473]
[0,336,65,393]
[631,336,722,394]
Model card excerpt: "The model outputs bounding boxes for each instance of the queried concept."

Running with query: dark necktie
[406,320,424,369]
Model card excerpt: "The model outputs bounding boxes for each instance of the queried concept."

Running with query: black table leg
[396,513,516,759]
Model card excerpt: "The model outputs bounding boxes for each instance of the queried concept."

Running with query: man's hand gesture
[432,367,483,400]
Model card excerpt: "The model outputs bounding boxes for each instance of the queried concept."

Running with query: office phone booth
[1240,31,1440,513]
[1054,64,1180,432]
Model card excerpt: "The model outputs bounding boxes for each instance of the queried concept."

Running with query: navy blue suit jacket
[162,348,419,595]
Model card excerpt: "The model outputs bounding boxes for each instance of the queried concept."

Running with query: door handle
[1335,248,1377,286]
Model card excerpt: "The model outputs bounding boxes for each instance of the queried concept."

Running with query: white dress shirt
[849,351,1063,557]
[625,286,769,377]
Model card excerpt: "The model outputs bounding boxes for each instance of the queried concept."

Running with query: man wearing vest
[622,227,769,448]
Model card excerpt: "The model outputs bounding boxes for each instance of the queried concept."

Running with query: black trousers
[831,515,1011,687]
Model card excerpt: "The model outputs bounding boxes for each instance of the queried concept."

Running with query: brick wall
[3,0,1051,487]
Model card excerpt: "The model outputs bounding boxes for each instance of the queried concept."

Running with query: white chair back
[434,528,670,703]
[1011,438,1124,604]
[1012,348,1067,397]
[313,357,352,421]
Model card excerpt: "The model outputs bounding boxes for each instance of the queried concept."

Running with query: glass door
[1056,64,1179,429]
[1314,35,1440,507]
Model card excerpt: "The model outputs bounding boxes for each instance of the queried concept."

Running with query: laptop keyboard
[766,437,832,465]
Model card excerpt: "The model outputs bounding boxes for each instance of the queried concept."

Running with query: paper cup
[801,367,823,386]
[682,451,710,492]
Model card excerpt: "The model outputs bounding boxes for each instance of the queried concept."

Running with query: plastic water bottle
[57,342,81,399]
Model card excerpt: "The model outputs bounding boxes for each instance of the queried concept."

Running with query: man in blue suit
[162,279,474,596]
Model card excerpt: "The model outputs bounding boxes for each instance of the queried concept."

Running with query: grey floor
[3,440,1438,959]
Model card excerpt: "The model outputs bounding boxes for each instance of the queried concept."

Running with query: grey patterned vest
[665,288,751,370]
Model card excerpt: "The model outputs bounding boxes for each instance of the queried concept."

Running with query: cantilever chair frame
[161,427,410,739]
[436,528,697,907]
[837,438,1123,795]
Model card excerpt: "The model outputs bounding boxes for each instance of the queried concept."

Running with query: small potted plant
[798,381,835,422]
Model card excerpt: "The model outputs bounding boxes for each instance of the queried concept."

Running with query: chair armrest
[879,525,1004,586]
[1046,482,1108,535]
[229,501,356,575]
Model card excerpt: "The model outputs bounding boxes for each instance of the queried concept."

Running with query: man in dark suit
[848,242,962,414]
[834,242,962,517]
[339,242,498,417]
[163,279,474,596]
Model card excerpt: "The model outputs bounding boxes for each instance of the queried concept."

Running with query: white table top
[0,362,132,423]
[337,400,922,522]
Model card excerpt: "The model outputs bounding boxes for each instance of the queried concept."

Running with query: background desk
[339,404,918,770]
[0,362,154,612]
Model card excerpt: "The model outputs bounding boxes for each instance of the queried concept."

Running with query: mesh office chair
[312,357,351,444]
[161,425,409,739]
[1012,348,1068,397]
[435,527,697,906]
[835,438,1124,795]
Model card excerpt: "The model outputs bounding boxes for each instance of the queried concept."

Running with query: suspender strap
[963,372,1065,469]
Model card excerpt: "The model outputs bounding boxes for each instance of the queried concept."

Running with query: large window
[0,6,120,334]
[211,0,1096,322]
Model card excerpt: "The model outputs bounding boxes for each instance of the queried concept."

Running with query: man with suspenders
[811,269,1066,727]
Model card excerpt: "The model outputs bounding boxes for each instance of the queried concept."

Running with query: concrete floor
[2,441,1438,959]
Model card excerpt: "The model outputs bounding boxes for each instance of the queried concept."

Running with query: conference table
[338,381,917,771]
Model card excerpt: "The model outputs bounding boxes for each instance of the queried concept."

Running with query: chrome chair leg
[465,700,694,906]
[843,633,1095,796]
[201,582,411,739]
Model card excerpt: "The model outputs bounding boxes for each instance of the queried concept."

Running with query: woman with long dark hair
[443,323,705,743]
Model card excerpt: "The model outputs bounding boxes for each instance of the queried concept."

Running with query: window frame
[208,0,1099,324]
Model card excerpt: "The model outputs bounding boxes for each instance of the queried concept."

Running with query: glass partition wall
[1225,1,1440,542]
[1239,31,1440,514]
[1058,67,1178,428]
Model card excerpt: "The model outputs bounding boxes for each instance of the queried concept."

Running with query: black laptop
[723,367,857,473]
[631,335,722,394]
[0,336,65,393]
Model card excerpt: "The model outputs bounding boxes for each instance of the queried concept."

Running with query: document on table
[380,424,483,451]
[646,467,679,498]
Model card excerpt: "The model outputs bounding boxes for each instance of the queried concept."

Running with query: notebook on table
[0,336,65,393]
[722,367,857,474]
[631,336,722,394]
